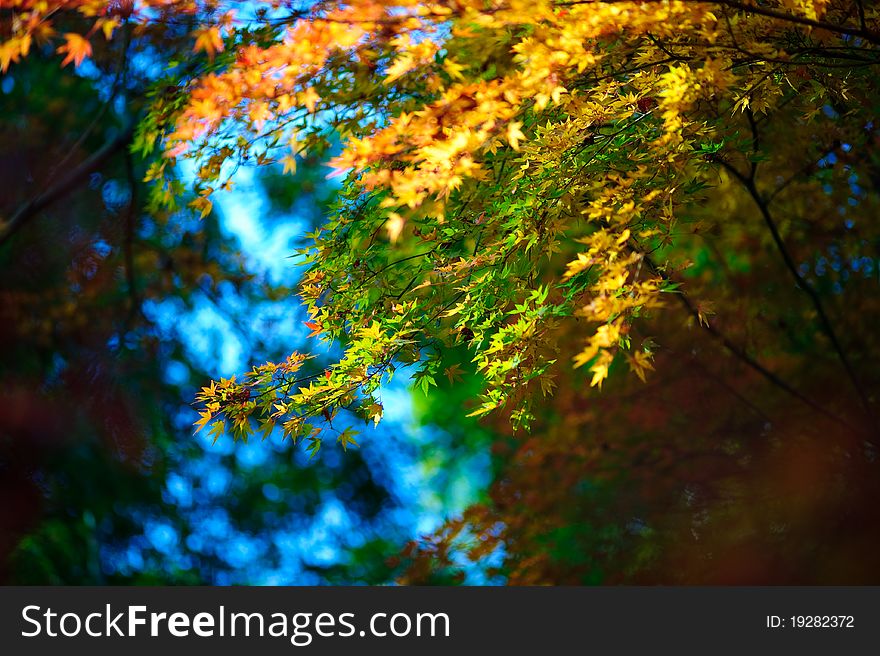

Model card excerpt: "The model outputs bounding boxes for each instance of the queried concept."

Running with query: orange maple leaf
[57,33,92,68]
[193,26,224,60]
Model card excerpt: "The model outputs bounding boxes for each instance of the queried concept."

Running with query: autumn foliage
[3,1,880,583]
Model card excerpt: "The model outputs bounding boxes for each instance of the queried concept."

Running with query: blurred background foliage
[0,22,492,585]
[2,5,880,586]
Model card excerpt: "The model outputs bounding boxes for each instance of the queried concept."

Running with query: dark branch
[717,158,876,431]
[557,1,880,45]
[640,254,862,435]
[0,123,135,248]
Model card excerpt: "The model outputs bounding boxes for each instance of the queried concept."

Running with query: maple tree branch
[558,1,880,45]
[123,149,143,330]
[639,254,861,435]
[0,123,135,248]
[709,0,880,45]
[856,0,867,31]
[766,141,841,204]
[717,158,875,430]
[617,222,857,433]
[745,107,760,178]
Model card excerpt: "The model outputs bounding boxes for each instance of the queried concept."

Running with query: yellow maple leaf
[590,362,609,388]
[192,26,223,60]
[506,121,526,151]
[281,154,297,175]
[188,196,213,219]
[194,409,213,433]
[443,58,466,81]
[386,212,406,243]
[298,87,321,113]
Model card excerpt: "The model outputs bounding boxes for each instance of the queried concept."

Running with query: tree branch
[640,253,862,435]
[710,0,880,45]
[123,149,142,331]
[0,123,135,248]
[558,1,880,45]
[717,158,875,431]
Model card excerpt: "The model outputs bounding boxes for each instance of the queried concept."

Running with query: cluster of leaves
[6,1,880,584]
[118,0,877,447]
